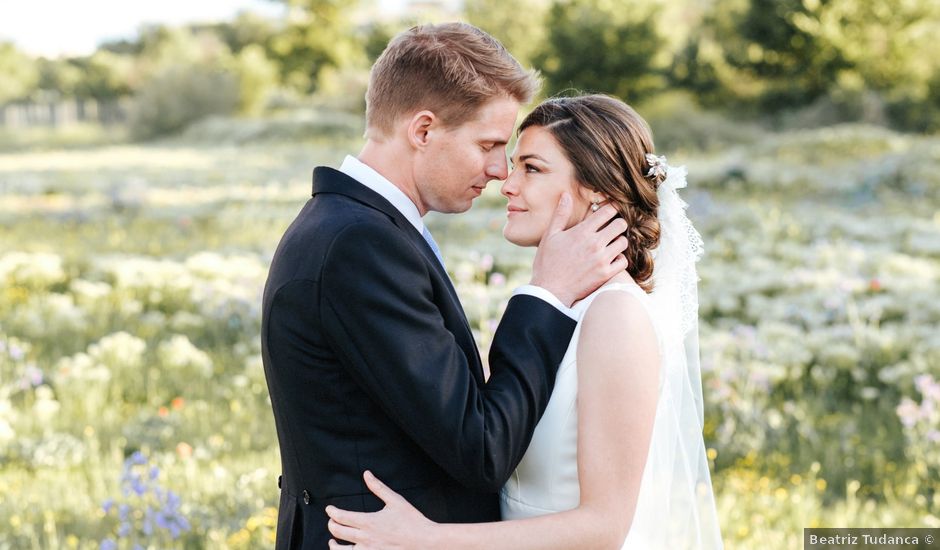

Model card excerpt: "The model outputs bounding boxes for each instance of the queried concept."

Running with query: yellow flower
[247,516,260,532]
[227,528,251,548]
[263,507,278,527]
[759,476,770,491]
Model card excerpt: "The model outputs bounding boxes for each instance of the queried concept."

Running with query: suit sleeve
[320,221,576,492]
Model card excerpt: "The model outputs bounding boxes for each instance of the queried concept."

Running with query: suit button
[277,475,282,489]
[303,490,310,505]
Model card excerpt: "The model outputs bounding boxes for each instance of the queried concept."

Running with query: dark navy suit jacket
[261,167,576,548]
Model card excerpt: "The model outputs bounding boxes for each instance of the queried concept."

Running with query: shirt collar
[339,155,423,233]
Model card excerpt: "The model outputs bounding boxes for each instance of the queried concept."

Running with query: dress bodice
[499,282,724,549]
[500,282,660,517]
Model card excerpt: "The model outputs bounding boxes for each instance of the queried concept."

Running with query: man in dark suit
[261,23,629,548]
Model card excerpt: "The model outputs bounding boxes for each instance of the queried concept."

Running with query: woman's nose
[501,170,519,197]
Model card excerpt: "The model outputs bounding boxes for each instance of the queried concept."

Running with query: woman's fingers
[363,470,406,505]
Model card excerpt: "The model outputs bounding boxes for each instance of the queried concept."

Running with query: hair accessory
[645,153,668,182]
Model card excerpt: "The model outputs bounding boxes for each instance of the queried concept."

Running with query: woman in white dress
[325,94,723,549]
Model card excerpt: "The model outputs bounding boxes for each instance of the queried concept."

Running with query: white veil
[621,159,724,549]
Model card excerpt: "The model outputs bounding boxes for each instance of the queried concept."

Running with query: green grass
[1,118,938,548]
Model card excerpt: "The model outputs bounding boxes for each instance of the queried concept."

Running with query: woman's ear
[579,186,608,211]
[407,110,436,150]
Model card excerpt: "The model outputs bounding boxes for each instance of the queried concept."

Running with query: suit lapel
[312,167,484,382]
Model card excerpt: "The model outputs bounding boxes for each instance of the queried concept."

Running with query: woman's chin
[502,225,539,247]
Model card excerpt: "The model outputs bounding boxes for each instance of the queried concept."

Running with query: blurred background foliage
[1,0,939,548]
[2,0,940,138]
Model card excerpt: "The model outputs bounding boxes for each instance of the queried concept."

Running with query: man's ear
[407,110,436,150]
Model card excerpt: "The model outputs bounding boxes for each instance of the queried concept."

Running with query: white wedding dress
[499,282,724,549]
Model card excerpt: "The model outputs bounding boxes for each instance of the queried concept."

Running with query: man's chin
[435,199,474,214]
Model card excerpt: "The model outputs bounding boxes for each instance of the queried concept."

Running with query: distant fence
[0,98,131,128]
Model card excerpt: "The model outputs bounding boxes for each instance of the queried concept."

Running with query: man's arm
[319,220,575,492]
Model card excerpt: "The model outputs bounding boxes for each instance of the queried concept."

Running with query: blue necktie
[421,226,446,269]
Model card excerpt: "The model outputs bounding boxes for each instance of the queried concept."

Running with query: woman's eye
[525,163,540,173]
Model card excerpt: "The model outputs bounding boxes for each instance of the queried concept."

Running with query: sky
[0,1,408,58]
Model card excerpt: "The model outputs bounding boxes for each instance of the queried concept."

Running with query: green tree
[130,64,240,139]
[72,51,135,100]
[229,44,279,114]
[0,42,39,103]
[677,0,940,124]
[362,19,411,64]
[535,0,666,101]
[715,0,848,109]
[37,58,83,97]
[267,0,364,92]
[464,0,550,68]
[790,0,940,94]
[205,12,279,55]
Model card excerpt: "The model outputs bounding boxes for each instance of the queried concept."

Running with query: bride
[325,94,723,549]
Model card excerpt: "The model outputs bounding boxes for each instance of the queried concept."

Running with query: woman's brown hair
[519,94,663,293]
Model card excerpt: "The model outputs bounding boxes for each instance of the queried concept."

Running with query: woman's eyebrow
[516,153,548,163]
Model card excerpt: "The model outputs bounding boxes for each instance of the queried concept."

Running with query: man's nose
[485,155,508,181]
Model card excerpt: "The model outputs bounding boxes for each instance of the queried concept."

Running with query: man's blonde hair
[366,22,539,137]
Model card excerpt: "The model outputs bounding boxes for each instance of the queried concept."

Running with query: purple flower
[131,477,147,496]
[915,374,940,401]
[25,365,43,387]
[155,507,190,540]
[149,466,160,481]
[9,344,24,361]
[100,539,117,550]
[921,399,936,418]
[102,498,115,514]
[897,398,920,428]
[129,451,147,465]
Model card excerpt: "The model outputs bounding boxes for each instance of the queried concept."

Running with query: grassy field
[1,118,938,549]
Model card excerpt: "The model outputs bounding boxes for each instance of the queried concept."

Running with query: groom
[261,23,628,548]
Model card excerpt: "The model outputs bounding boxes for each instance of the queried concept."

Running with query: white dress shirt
[339,155,575,319]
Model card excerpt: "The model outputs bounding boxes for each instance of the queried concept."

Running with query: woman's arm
[327,290,660,550]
